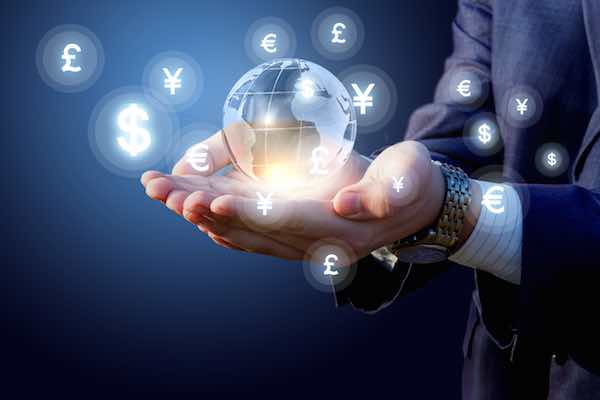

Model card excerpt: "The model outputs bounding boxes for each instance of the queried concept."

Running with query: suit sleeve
[336,0,497,312]
[405,0,498,172]
[512,182,600,372]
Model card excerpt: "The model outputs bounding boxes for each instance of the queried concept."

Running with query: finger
[333,141,429,220]
[199,217,296,256]
[198,211,314,253]
[210,195,368,239]
[195,200,322,255]
[207,232,247,252]
[183,190,217,213]
[172,130,230,176]
[182,190,233,225]
[144,174,215,203]
[145,176,175,202]
[165,190,190,216]
[208,228,304,260]
[141,170,164,187]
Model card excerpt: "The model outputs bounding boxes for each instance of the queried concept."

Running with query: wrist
[386,161,472,264]
[420,161,446,229]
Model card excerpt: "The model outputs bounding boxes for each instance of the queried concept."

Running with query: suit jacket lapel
[574,0,600,179]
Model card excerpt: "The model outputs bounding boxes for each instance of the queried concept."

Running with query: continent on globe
[222,58,357,189]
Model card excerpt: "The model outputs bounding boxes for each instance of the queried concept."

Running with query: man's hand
[192,140,446,261]
[332,141,444,221]
[141,130,372,259]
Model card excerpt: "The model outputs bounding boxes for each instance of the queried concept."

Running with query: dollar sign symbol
[547,151,557,167]
[117,104,151,157]
[299,79,315,98]
[478,123,492,144]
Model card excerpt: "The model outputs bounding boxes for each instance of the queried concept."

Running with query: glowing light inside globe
[222,58,357,189]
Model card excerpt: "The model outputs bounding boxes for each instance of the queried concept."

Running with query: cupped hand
[141,129,372,259]
[198,140,446,262]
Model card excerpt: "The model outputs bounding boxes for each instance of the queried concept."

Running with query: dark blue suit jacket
[337,0,600,394]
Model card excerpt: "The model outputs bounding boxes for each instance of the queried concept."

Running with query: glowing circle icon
[303,240,357,293]
[245,17,296,63]
[312,7,365,60]
[36,24,104,93]
[166,122,218,172]
[186,143,210,172]
[535,143,569,177]
[339,65,398,134]
[463,113,503,157]
[143,51,204,110]
[88,87,178,178]
[503,86,543,128]
[447,68,488,107]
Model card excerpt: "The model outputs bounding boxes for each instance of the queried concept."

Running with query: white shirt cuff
[449,180,522,285]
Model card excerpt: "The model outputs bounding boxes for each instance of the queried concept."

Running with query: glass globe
[222,58,356,189]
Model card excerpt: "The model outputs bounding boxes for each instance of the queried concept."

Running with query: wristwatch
[387,161,471,264]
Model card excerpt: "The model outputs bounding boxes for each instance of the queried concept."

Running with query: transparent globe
[223,58,356,189]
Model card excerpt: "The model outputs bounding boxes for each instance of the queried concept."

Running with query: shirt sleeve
[449,180,522,285]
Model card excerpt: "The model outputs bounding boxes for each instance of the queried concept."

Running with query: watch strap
[388,161,471,257]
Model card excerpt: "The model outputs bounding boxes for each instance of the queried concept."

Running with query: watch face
[394,245,449,264]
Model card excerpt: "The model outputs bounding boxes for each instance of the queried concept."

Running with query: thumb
[332,173,417,220]
[332,141,431,220]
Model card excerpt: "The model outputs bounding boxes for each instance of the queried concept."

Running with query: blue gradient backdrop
[1,0,473,396]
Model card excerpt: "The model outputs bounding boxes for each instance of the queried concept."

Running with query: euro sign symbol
[456,79,472,97]
[481,185,505,214]
[260,33,277,54]
[331,22,347,44]
[186,143,209,172]
[61,43,82,73]
[478,123,492,145]
[323,254,339,276]
[117,104,151,157]
[309,146,329,175]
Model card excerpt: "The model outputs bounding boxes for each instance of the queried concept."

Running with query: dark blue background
[1,0,473,396]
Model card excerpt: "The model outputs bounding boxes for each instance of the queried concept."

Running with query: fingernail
[336,191,362,215]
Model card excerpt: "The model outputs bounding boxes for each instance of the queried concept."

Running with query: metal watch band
[388,161,471,258]
[433,161,471,250]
